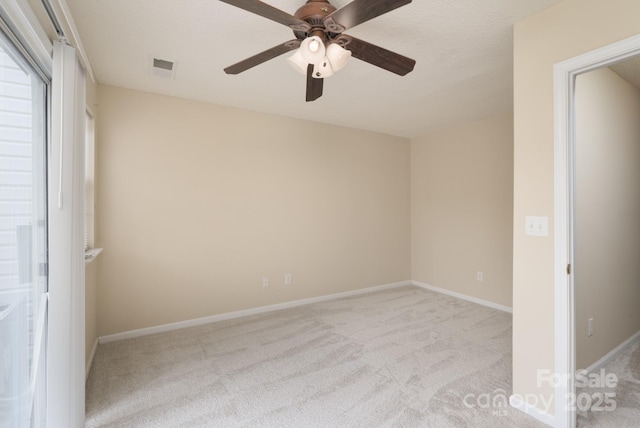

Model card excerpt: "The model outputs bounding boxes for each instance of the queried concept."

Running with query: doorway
[554,34,640,428]
[0,24,49,427]
[574,56,640,426]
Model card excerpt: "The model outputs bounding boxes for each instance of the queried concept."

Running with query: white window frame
[0,1,52,427]
[84,108,101,263]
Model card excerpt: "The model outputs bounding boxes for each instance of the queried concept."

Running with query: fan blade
[324,0,411,33]
[343,36,415,76]
[219,0,310,32]
[306,64,323,102]
[224,40,300,74]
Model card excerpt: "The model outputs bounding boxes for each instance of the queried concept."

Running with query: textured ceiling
[610,56,640,91]
[65,0,564,138]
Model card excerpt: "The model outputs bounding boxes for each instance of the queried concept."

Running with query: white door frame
[553,33,640,428]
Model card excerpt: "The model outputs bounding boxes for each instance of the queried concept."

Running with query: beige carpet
[576,339,640,427]
[86,286,545,427]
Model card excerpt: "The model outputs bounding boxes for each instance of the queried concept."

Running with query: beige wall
[575,67,640,369]
[513,0,640,416]
[411,113,514,307]
[96,85,411,336]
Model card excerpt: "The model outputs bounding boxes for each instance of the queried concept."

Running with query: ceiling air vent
[150,57,177,79]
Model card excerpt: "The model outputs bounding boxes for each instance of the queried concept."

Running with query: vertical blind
[47,40,86,428]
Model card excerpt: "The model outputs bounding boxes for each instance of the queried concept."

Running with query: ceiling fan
[219,0,416,101]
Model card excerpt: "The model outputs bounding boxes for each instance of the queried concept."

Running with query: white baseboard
[86,337,99,381]
[583,329,640,374]
[99,280,412,344]
[509,394,554,427]
[411,280,512,313]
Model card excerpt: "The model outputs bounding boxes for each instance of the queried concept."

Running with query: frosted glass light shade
[288,37,349,78]
[287,50,307,75]
[300,36,326,64]
[326,43,351,71]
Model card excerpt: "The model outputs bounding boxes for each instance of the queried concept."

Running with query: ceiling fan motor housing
[293,0,338,41]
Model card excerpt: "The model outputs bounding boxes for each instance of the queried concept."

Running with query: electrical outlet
[588,318,594,337]
[476,271,483,282]
[284,274,292,285]
[262,276,269,288]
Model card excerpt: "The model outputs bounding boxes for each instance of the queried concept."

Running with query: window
[83,109,100,263]
[85,110,95,251]
[2,3,88,426]
[0,25,48,428]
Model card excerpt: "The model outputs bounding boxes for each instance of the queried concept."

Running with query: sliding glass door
[0,27,48,428]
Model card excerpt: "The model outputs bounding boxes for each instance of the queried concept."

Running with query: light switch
[525,216,549,237]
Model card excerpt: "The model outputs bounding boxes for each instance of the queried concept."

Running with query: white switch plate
[284,274,292,285]
[525,216,549,237]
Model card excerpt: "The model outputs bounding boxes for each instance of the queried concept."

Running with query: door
[0,27,49,427]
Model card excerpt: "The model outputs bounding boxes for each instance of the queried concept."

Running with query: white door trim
[553,33,640,428]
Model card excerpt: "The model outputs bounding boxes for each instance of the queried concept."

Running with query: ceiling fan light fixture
[300,35,326,64]
[287,50,308,75]
[326,43,351,71]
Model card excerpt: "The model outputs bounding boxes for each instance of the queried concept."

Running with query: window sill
[84,248,103,264]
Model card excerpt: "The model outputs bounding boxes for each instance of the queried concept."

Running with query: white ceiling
[610,56,640,91]
[65,0,564,138]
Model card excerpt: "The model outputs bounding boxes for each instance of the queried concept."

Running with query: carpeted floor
[85,285,636,427]
[576,340,640,427]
